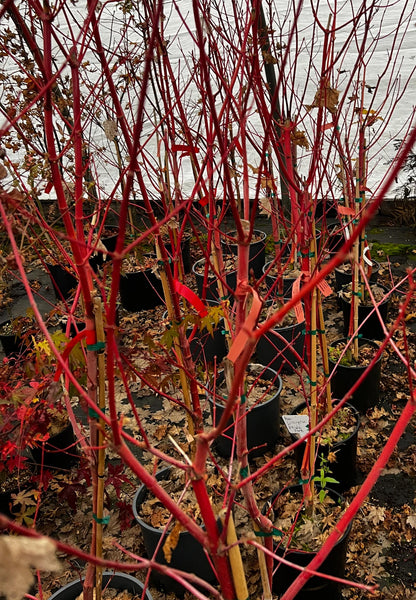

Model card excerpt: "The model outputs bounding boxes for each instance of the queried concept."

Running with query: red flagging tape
[174,280,208,317]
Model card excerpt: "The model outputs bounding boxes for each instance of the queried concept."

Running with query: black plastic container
[120,263,164,312]
[334,260,380,295]
[264,485,351,600]
[161,235,192,274]
[255,303,306,373]
[192,257,237,301]
[289,401,360,491]
[48,572,152,600]
[339,283,390,340]
[30,422,79,470]
[328,338,383,413]
[221,229,266,278]
[208,364,282,458]
[0,321,29,357]
[262,260,299,298]
[46,264,78,301]
[132,468,216,594]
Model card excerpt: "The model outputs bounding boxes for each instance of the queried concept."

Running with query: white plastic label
[282,414,309,437]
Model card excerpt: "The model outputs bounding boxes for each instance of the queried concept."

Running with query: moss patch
[371,242,416,258]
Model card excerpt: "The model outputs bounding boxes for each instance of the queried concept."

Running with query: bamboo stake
[309,247,318,502]
[219,510,249,600]
[155,242,194,437]
[253,523,273,600]
[352,161,360,360]
[93,297,106,600]
[311,223,332,416]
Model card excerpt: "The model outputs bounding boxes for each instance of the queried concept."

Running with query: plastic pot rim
[208,365,283,410]
[47,571,152,600]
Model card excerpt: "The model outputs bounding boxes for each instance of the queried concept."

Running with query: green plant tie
[220,296,228,301]
[88,407,105,419]
[336,125,341,131]
[86,341,106,352]
[324,372,330,378]
[317,329,325,334]
[93,513,110,525]
[240,466,249,478]
[306,376,317,386]
[355,197,362,202]
[353,219,359,224]
[254,528,283,537]
[353,333,363,339]
[221,329,227,335]
[352,291,362,297]
[340,197,344,201]
[306,329,317,335]
[298,478,310,485]
[240,394,246,405]
[299,250,315,258]
[307,211,312,217]
[301,328,306,335]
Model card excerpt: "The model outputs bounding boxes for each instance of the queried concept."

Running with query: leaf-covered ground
[2,229,416,600]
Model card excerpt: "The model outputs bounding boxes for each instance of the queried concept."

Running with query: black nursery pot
[120,264,164,312]
[132,468,216,595]
[340,283,390,340]
[192,257,237,302]
[221,229,266,278]
[30,423,79,470]
[208,365,282,458]
[255,304,306,373]
[48,572,152,600]
[290,401,360,491]
[161,235,192,274]
[46,264,78,301]
[334,260,380,295]
[264,485,351,600]
[262,260,299,298]
[0,321,29,357]
[328,338,383,413]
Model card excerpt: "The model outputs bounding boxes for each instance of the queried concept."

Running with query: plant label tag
[317,278,333,297]
[282,415,309,437]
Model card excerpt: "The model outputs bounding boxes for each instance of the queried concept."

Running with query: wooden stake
[93,297,106,600]
[219,510,249,600]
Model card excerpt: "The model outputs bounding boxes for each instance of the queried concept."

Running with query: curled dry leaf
[163,520,183,563]
[103,119,118,141]
[0,536,60,600]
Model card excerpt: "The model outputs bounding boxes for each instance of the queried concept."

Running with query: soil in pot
[208,363,282,458]
[192,255,237,301]
[288,401,360,491]
[47,572,152,600]
[339,283,390,340]
[120,255,164,312]
[328,338,383,413]
[264,484,351,599]
[132,467,216,595]
[255,300,306,373]
[221,229,266,278]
